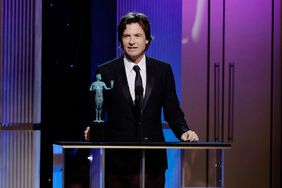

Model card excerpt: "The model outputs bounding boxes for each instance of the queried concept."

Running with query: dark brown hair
[118,12,153,50]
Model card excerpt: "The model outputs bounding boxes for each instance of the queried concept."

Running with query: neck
[125,54,145,64]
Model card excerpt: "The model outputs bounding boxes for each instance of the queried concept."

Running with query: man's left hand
[181,130,199,142]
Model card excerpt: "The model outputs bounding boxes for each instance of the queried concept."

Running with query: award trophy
[89,74,114,141]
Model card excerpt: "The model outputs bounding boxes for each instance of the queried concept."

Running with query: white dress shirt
[124,55,147,102]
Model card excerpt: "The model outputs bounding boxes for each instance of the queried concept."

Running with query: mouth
[127,47,138,51]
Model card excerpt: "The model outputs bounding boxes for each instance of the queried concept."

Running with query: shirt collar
[124,55,146,73]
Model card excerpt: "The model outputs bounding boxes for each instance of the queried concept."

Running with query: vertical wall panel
[0,0,42,187]
[181,0,209,186]
[272,0,281,187]
[33,0,42,124]
[0,0,42,128]
[0,0,2,125]
[0,131,41,188]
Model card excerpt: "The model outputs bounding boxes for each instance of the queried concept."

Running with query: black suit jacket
[92,55,190,172]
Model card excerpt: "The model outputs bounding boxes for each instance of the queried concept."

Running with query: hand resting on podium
[84,126,91,141]
[180,130,199,142]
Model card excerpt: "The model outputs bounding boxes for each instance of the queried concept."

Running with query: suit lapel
[142,56,155,111]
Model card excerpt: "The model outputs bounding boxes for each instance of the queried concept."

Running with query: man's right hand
[84,126,90,141]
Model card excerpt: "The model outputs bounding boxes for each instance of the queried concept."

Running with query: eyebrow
[122,33,143,36]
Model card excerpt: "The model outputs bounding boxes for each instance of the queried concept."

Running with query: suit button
[138,122,142,126]
[144,137,149,141]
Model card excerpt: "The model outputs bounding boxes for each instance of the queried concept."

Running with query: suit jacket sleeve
[163,64,190,140]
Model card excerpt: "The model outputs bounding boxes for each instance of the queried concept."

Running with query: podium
[53,142,231,188]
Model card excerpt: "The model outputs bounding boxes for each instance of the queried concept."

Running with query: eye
[122,34,130,38]
[135,34,143,38]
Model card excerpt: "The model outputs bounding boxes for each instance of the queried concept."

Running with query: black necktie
[133,65,143,109]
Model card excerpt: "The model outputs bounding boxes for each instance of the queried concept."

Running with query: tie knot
[133,65,140,73]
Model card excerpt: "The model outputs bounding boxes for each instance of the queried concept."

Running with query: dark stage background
[41,0,116,187]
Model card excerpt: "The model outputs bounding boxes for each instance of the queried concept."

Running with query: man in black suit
[85,12,199,188]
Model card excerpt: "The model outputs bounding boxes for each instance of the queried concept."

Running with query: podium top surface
[53,141,231,150]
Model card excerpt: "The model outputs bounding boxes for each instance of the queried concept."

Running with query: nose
[129,37,135,45]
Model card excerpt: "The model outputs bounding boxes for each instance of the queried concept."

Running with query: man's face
[122,23,148,63]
